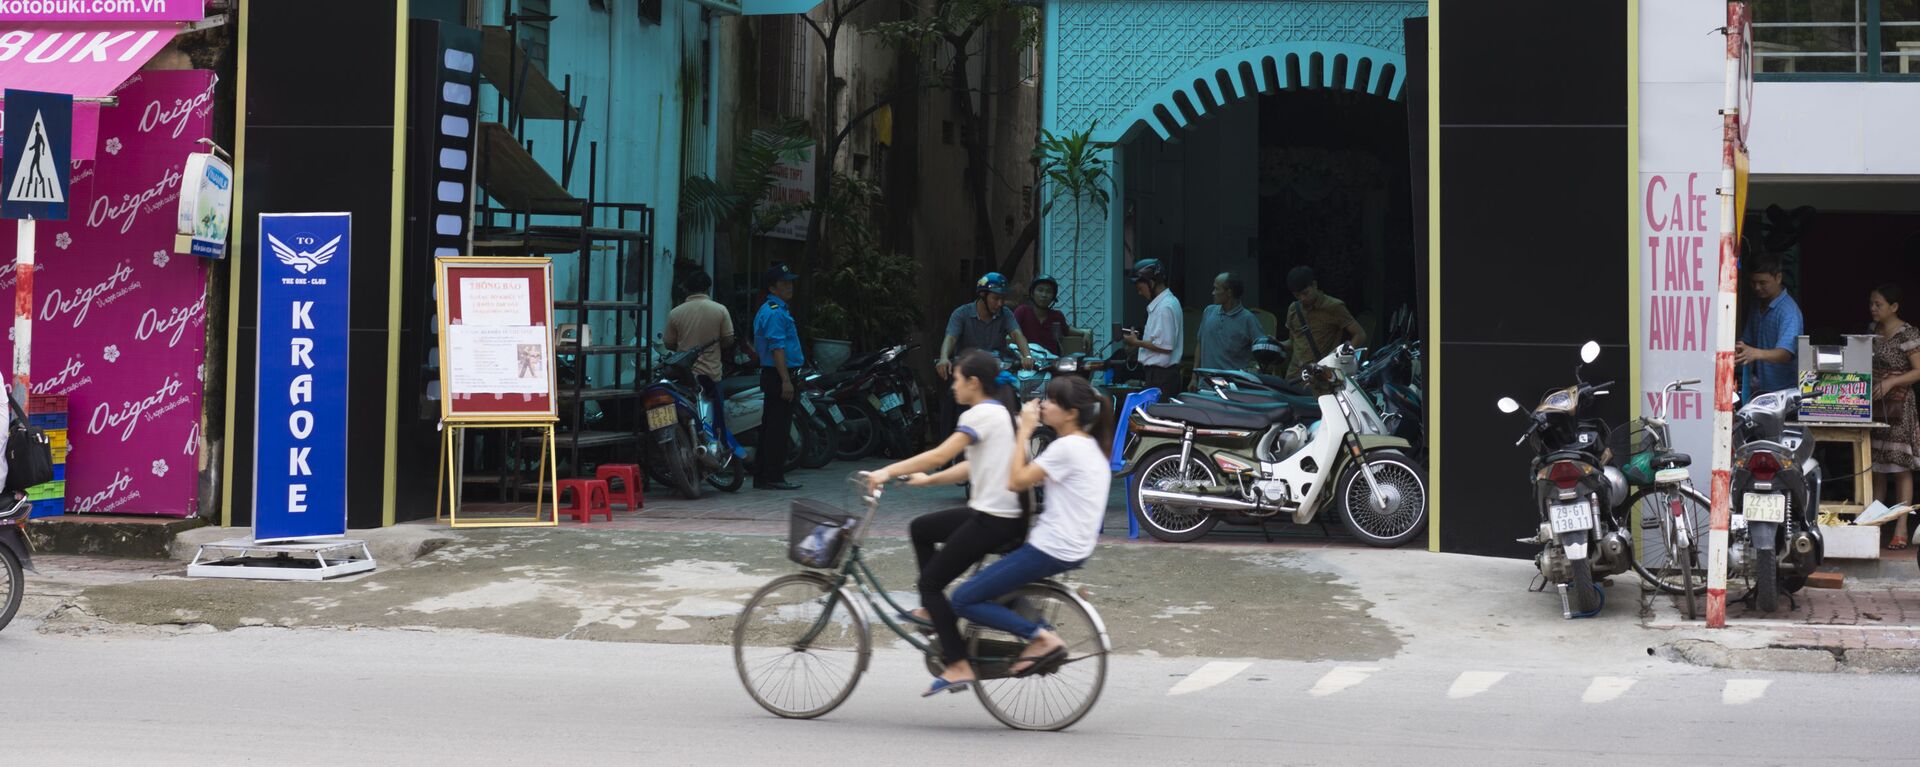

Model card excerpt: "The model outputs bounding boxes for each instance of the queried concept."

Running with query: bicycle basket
[788,499,858,569]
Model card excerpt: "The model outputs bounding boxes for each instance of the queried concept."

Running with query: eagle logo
[268,233,341,275]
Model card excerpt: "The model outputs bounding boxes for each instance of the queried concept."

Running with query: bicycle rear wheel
[969,583,1110,731]
[733,573,870,719]
[1628,486,1708,596]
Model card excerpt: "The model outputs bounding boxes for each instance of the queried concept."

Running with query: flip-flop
[1890,536,1909,551]
[922,677,973,697]
[1011,646,1070,678]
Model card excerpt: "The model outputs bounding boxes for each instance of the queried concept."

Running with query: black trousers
[756,367,793,483]
[1143,365,1183,398]
[911,507,1027,665]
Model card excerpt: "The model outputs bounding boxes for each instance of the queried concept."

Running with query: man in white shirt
[1122,258,1183,396]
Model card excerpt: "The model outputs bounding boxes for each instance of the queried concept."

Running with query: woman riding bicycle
[952,375,1113,679]
[864,349,1027,696]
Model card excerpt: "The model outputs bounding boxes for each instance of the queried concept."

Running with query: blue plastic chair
[1103,387,1161,540]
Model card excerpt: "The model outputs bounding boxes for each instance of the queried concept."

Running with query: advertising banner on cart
[0,70,215,517]
[253,213,350,543]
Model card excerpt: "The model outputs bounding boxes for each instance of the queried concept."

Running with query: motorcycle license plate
[1549,501,1594,534]
[1744,493,1786,524]
[646,405,677,431]
[879,392,904,412]
[827,404,845,424]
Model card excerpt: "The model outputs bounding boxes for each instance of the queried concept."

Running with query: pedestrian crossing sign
[2,89,73,221]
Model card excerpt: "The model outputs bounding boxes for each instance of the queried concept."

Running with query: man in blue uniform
[754,265,804,490]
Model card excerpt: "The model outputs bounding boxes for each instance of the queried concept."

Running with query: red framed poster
[434,257,558,422]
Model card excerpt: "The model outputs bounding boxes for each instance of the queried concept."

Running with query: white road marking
[1446,671,1508,699]
[1581,676,1636,704]
[1308,666,1380,697]
[1723,679,1771,705]
[1167,661,1252,696]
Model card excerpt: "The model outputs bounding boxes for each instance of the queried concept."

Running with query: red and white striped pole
[1706,0,1749,628]
[12,218,33,413]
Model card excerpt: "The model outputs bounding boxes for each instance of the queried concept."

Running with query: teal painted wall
[477,0,717,358]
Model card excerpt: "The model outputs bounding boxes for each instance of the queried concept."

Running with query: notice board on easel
[434,257,558,423]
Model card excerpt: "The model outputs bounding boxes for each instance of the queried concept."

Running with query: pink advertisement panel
[0,69,213,517]
[0,0,205,21]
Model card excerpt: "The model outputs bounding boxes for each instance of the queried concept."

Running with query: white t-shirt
[1027,434,1110,562]
[1138,288,1183,367]
[957,402,1021,518]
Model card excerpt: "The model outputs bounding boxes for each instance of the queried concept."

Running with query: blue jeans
[951,544,1084,641]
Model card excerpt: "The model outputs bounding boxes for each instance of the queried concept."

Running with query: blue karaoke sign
[253,213,351,542]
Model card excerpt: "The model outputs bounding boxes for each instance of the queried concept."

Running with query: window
[1019,42,1039,86]
[516,0,552,73]
[1753,0,1920,79]
[757,16,814,118]
[640,0,662,24]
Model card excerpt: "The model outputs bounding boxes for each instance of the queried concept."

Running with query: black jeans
[1143,365,1183,398]
[910,507,1026,665]
[756,367,793,484]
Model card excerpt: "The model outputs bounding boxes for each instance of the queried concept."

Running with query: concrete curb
[169,525,461,567]
[1661,637,1920,674]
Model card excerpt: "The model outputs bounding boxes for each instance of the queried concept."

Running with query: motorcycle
[1730,388,1824,613]
[643,339,745,498]
[818,343,923,461]
[721,368,841,474]
[1118,344,1428,546]
[1018,340,1127,457]
[1496,341,1629,617]
[0,492,30,632]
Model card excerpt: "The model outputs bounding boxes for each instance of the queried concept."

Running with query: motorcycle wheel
[707,451,745,492]
[834,401,882,461]
[1570,557,1601,615]
[1028,426,1055,460]
[1128,446,1221,542]
[0,545,20,633]
[1755,550,1780,613]
[668,422,702,500]
[799,418,835,469]
[1334,450,1428,548]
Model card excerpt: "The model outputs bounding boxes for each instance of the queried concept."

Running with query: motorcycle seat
[1178,392,1296,416]
[720,376,760,397]
[1145,402,1292,431]
[1657,451,1692,469]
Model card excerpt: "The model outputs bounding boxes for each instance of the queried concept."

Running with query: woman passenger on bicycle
[865,349,1027,695]
[948,375,1114,684]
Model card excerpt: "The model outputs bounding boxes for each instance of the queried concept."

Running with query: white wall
[1747,82,1920,175]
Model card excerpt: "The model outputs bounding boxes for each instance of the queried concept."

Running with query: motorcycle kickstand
[1317,518,1334,538]
[1259,519,1274,543]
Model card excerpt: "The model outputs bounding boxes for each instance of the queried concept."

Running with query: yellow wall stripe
[1426,0,1441,552]
[219,0,251,527]
[383,1,411,528]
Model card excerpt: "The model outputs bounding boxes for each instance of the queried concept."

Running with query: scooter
[1497,341,1629,618]
[0,492,34,632]
[722,367,841,473]
[1117,344,1428,546]
[818,343,924,461]
[1729,388,1824,613]
[643,339,744,498]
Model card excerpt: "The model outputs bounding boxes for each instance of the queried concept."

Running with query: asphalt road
[5,622,1917,766]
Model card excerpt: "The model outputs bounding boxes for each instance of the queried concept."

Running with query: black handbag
[5,393,54,494]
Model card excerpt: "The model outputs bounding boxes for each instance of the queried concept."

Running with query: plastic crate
[28,412,67,431]
[45,428,66,452]
[51,464,64,481]
[28,498,63,518]
[27,394,66,414]
[26,480,63,501]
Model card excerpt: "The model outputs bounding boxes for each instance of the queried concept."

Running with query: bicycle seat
[720,376,760,397]
[1145,402,1292,430]
[1657,451,1692,469]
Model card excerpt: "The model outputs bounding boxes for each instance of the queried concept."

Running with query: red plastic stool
[554,479,613,523]
[596,463,644,511]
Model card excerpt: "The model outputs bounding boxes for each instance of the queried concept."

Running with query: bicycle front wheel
[970,582,1110,732]
[733,573,870,719]
[1628,485,1709,597]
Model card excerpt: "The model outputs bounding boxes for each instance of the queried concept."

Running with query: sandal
[1890,535,1909,551]
[1010,646,1069,678]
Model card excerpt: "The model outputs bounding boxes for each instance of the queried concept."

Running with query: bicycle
[1621,378,1711,620]
[731,473,1111,731]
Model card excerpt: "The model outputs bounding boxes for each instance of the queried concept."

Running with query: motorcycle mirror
[1580,341,1600,364]
[1496,397,1521,414]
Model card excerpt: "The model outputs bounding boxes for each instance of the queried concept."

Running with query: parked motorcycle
[1497,341,1629,617]
[819,343,926,460]
[1730,388,1824,613]
[643,339,745,498]
[721,369,839,474]
[1119,344,1428,546]
[0,492,30,633]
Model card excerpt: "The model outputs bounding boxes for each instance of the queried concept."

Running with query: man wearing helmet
[1122,258,1184,396]
[936,272,1035,430]
[1013,274,1086,355]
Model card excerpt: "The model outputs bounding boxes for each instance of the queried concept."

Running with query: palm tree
[1034,128,1113,324]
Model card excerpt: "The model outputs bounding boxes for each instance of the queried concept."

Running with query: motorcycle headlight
[1056,358,1079,373]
